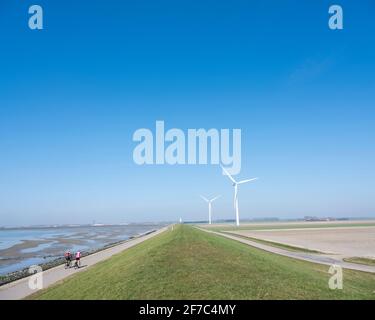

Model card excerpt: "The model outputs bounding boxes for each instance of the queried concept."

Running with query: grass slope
[30,225,375,300]
[344,257,375,267]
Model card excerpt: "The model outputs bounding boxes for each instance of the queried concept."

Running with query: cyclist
[64,251,72,268]
[74,251,82,269]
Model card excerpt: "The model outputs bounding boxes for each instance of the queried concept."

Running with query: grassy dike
[29,225,375,300]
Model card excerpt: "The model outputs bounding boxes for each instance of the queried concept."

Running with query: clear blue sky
[1,0,374,226]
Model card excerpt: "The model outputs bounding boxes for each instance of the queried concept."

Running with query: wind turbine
[221,165,258,227]
[200,195,221,225]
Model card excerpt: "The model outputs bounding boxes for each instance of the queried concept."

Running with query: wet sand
[0,224,166,276]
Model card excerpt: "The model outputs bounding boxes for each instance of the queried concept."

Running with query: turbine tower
[221,165,258,227]
[200,195,221,225]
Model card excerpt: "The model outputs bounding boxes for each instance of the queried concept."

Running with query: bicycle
[65,258,72,269]
[74,258,81,269]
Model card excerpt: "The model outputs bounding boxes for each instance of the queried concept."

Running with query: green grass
[222,232,323,254]
[209,222,375,232]
[30,225,375,300]
[344,257,375,267]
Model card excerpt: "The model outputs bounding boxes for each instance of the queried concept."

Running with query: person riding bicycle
[64,250,72,268]
[74,251,82,268]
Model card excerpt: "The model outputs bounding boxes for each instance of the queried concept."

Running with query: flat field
[226,224,375,259]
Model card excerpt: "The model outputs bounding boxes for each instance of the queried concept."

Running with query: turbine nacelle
[200,195,221,225]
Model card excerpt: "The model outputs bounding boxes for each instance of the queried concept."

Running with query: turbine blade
[210,195,221,202]
[221,165,236,184]
[238,178,258,185]
[200,195,209,202]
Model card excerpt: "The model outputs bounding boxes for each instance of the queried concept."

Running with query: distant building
[304,216,337,222]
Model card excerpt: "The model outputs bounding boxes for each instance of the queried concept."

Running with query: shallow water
[21,242,55,254]
[0,224,165,275]
[0,257,44,275]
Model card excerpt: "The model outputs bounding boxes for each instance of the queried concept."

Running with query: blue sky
[0,1,375,226]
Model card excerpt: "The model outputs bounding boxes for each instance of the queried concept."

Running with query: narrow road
[199,228,375,274]
[0,227,168,300]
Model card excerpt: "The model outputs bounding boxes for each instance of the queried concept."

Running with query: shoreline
[0,229,157,287]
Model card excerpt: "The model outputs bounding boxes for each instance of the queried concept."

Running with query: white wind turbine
[221,165,258,227]
[200,195,221,225]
